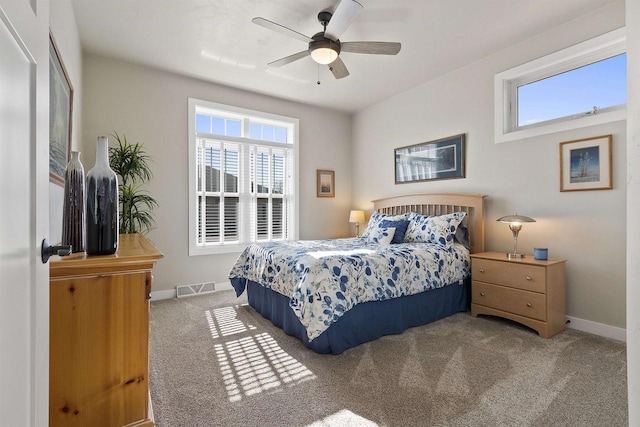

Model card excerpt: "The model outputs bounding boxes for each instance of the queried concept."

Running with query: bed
[229,193,486,354]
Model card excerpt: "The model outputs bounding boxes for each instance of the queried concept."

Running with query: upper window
[188,98,299,255]
[495,28,626,143]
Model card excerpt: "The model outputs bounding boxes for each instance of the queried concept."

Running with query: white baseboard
[150,289,176,301]
[215,281,234,291]
[150,281,234,301]
[566,315,626,342]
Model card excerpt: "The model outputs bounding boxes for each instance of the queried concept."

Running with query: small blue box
[534,248,548,261]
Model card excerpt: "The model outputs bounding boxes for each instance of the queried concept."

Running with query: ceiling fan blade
[328,56,349,79]
[341,42,402,55]
[252,17,313,43]
[268,50,310,67]
[324,0,363,41]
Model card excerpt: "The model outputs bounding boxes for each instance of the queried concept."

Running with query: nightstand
[470,251,566,338]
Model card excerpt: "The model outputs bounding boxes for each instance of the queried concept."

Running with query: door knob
[41,239,72,264]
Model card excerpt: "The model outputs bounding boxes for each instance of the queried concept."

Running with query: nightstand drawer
[472,281,547,321]
[472,258,546,293]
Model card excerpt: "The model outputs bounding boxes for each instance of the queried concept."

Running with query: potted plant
[108,132,158,234]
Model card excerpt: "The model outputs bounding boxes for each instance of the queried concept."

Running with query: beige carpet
[149,290,628,427]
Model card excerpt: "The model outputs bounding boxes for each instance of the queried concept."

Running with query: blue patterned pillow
[404,212,467,245]
[361,212,411,239]
[380,219,410,244]
[367,226,396,245]
[403,213,430,242]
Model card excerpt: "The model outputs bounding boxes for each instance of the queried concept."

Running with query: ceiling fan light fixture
[310,46,338,64]
[309,35,340,64]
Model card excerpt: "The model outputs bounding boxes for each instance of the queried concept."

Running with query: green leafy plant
[108,132,158,234]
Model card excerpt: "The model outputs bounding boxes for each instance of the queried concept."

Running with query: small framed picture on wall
[316,169,335,198]
[559,135,612,192]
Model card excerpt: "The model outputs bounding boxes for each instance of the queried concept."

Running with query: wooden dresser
[49,234,163,427]
[470,251,566,338]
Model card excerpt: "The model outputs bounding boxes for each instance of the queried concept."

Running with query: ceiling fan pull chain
[317,64,321,85]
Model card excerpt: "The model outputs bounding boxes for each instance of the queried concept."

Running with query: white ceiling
[71,0,616,114]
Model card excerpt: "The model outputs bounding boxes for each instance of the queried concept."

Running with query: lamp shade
[497,213,535,259]
[349,210,365,223]
[496,214,536,224]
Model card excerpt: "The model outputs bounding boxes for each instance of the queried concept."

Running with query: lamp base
[507,253,525,260]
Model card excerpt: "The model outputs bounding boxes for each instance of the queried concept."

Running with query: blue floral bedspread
[229,238,470,341]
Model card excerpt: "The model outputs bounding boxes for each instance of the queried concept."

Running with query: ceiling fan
[252,0,401,80]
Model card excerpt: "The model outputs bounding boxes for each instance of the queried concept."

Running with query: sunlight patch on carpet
[206,305,257,338]
[305,409,380,427]
[207,305,316,402]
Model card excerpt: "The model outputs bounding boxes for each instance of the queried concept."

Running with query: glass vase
[86,136,119,255]
[61,151,85,253]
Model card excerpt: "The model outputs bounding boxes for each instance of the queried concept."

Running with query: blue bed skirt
[231,278,470,355]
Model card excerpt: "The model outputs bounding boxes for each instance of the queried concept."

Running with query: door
[0,0,49,425]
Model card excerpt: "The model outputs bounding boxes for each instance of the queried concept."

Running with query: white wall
[80,55,352,293]
[352,2,627,329]
[49,0,83,244]
[626,0,640,423]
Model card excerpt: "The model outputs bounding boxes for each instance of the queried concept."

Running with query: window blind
[195,137,293,246]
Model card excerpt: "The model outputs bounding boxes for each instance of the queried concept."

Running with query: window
[188,98,298,255]
[495,28,626,143]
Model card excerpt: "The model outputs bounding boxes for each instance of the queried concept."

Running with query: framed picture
[395,133,465,184]
[560,135,612,192]
[49,32,74,186]
[316,169,335,198]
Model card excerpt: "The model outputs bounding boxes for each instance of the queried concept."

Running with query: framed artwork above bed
[395,134,465,184]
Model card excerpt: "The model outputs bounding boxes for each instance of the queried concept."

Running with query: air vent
[176,282,216,298]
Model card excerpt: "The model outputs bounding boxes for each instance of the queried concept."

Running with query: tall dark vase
[86,136,119,255]
[61,151,85,253]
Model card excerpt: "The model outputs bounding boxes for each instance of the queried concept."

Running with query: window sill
[189,244,247,256]
[495,108,626,144]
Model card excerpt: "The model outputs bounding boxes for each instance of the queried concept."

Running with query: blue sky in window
[518,54,627,126]
[196,114,211,133]
[197,114,287,143]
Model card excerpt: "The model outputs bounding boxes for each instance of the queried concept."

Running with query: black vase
[86,136,119,255]
[61,151,85,253]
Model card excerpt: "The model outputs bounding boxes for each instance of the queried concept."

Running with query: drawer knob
[480,268,485,273]
[527,302,532,307]
[480,292,485,297]
[525,276,532,281]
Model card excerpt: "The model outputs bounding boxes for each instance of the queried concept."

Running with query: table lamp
[497,213,536,259]
[349,210,365,237]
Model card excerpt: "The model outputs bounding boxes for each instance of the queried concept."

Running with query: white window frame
[494,27,626,143]
[188,98,299,256]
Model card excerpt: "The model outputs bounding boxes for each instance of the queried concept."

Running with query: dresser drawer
[472,258,546,293]
[472,281,547,321]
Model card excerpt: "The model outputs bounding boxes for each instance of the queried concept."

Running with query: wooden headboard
[372,193,487,254]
